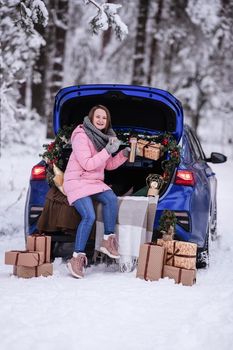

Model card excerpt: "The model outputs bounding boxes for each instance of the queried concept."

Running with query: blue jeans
[73,190,118,253]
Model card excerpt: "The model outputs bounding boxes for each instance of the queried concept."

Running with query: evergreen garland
[115,130,181,182]
[160,133,181,182]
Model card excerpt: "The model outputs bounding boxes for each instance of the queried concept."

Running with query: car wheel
[210,205,217,241]
[196,224,210,269]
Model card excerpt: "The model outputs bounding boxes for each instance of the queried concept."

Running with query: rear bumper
[24,180,49,236]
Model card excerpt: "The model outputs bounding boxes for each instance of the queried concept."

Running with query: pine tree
[43,0,69,138]
[0,0,48,152]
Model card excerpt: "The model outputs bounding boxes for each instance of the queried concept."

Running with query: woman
[64,105,130,278]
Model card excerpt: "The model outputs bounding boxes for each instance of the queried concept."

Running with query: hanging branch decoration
[115,130,181,182]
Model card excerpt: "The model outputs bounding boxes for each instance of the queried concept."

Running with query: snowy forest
[1,2,233,348]
[1,0,233,156]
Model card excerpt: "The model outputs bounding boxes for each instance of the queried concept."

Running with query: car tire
[196,223,210,269]
[210,204,217,241]
[197,200,219,269]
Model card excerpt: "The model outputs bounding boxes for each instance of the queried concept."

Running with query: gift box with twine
[137,139,162,160]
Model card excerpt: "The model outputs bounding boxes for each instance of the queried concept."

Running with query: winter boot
[67,253,88,278]
[100,234,120,259]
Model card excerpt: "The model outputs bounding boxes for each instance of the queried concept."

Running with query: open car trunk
[54,85,183,196]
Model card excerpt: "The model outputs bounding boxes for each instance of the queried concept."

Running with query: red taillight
[175,170,195,186]
[31,165,46,180]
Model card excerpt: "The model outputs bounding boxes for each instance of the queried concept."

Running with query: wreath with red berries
[160,133,181,181]
[40,125,74,185]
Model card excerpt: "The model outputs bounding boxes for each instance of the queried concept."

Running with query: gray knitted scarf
[82,116,116,151]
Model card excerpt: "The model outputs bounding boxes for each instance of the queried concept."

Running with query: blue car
[24,84,226,267]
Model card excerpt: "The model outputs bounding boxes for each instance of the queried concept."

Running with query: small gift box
[136,243,165,281]
[163,265,181,283]
[157,239,197,270]
[180,268,196,286]
[163,265,196,286]
[137,139,162,160]
[137,140,149,157]
[157,239,177,265]
[5,250,44,267]
[157,239,175,254]
[26,234,51,263]
[13,263,53,278]
[172,241,197,270]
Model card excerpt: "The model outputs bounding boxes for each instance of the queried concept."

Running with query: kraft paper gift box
[157,239,197,270]
[136,243,165,281]
[137,139,162,160]
[163,265,196,286]
[157,239,175,254]
[157,239,176,266]
[26,234,51,263]
[163,265,181,283]
[5,250,44,267]
[180,268,196,286]
[13,263,53,278]
[172,241,197,270]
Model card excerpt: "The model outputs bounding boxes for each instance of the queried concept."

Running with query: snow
[86,1,128,40]
[31,0,49,27]
[0,134,233,350]
[186,0,221,35]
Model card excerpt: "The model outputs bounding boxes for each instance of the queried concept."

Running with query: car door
[189,129,217,219]
[186,128,216,246]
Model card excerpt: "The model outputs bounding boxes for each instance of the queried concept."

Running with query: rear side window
[182,135,193,164]
[188,130,205,161]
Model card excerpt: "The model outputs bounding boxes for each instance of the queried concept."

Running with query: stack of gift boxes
[5,234,53,278]
[137,139,162,160]
[136,239,197,286]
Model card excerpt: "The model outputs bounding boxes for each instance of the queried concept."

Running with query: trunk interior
[60,91,177,132]
[104,156,167,197]
[61,146,168,197]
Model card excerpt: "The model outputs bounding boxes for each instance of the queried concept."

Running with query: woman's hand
[122,147,131,157]
[105,138,121,154]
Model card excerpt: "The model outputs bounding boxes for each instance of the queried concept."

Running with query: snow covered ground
[0,133,233,350]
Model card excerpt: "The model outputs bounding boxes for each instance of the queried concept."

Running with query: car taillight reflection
[31,165,46,180]
[174,170,195,186]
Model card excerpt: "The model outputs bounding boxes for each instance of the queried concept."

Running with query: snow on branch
[19,0,48,32]
[31,0,48,26]
[51,9,68,30]
[84,0,128,41]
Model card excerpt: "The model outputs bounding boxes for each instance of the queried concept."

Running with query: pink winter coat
[63,125,128,205]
